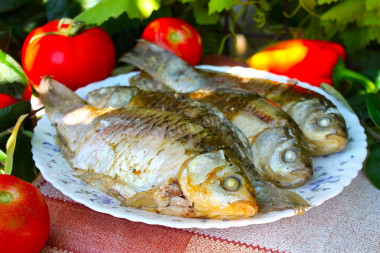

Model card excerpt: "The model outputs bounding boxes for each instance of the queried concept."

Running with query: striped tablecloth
[35,169,379,253]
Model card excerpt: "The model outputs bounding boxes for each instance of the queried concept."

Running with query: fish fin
[256,185,310,213]
[122,189,158,208]
[38,76,87,117]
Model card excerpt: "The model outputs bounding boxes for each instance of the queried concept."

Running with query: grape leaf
[0,50,27,99]
[340,26,380,53]
[75,0,161,25]
[357,10,380,27]
[208,0,240,14]
[366,0,380,11]
[320,0,365,25]
[367,93,380,128]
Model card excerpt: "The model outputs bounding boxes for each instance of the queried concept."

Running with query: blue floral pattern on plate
[31,66,367,229]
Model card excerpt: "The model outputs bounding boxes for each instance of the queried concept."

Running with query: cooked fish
[87,86,310,211]
[187,88,312,188]
[38,77,258,219]
[121,39,348,156]
[211,75,348,156]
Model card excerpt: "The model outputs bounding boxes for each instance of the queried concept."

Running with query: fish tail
[39,76,86,117]
[257,185,310,213]
[120,39,171,75]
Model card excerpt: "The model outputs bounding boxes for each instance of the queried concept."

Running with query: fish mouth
[311,133,348,156]
[228,200,258,218]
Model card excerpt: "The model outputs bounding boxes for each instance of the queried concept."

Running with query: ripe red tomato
[141,17,202,66]
[0,83,32,109]
[0,174,50,253]
[22,19,116,91]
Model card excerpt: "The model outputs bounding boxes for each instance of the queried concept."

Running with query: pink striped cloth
[34,169,379,253]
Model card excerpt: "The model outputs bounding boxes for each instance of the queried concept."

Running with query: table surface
[37,57,379,253]
[36,169,379,253]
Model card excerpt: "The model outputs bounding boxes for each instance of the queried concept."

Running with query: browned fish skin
[186,88,313,188]
[87,86,253,169]
[39,78,259,219]
[87,86,311,212]
[211,74,348,155]
[122,40,348,156]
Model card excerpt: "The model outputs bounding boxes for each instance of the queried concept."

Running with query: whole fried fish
[38,77,258,219]
[187,88,312,188]
[87,86,310,211]
[211,75,348,156]
[121,39,348,156]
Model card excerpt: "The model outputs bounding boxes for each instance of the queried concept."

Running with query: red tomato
[22,19,116,91]
[0,174,50,253]
[0,83,32,109]
[141,17,202,66]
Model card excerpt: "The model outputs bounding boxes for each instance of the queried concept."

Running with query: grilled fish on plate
[38,77,259,219]
[121,39,348,156]
[88,85,312,189]
[87,86,310,212]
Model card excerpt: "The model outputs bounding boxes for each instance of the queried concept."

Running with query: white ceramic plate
[31,66,367,228]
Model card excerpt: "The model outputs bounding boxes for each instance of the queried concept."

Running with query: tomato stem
[58,18,86,37]
[0,191,14,204]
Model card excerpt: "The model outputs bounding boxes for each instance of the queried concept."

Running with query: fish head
[290,99,348,156]
[251,126,313,188]
[178,151,258,219]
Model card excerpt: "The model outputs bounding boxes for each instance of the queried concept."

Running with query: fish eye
[222,175,242,191]
[282,148,298,163]
[317,117,331,127]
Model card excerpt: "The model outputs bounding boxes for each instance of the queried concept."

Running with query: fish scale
[87,86,311,212]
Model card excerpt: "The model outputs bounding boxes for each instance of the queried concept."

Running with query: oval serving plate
[31,66,367,229]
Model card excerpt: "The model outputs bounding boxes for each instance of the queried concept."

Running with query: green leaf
[365,146,380,190]
[10,131,37,183]
[347,95,370,121]
[75,0,161,25]
[4,113,28,175]
[357,9,380,27]
[340,26,380,53]
[0,50,27,99]
[0,0,27,13]
[0,149,6,164]
[192,4,220,25]
[367,93,380,128]
[208,0,240,14]
[0,100,31,131]
[366,0,380,11]
[320,0,365,25]
[317,0,339,4]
